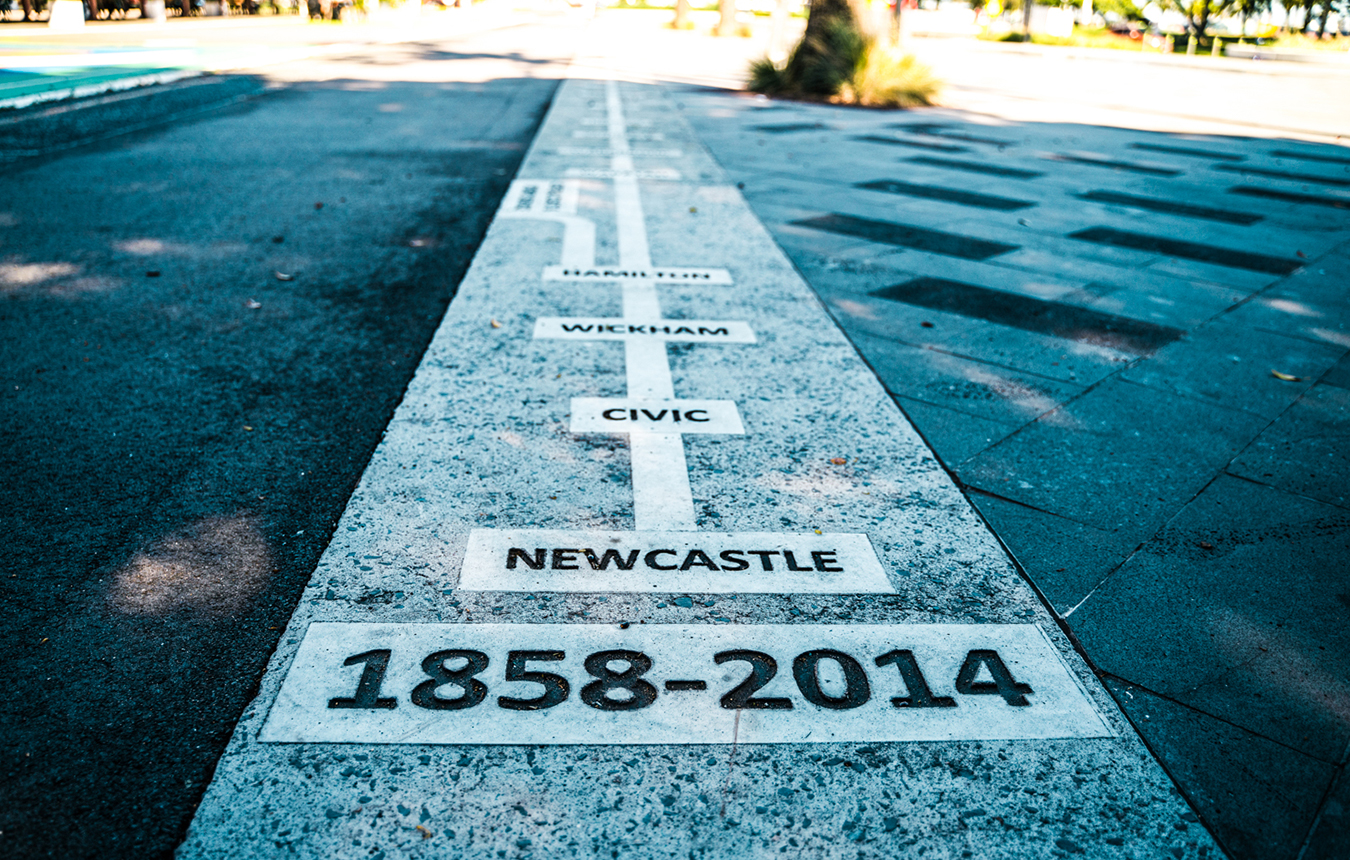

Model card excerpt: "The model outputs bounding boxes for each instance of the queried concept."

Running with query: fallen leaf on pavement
[246,299,262,309]
[829,457,847,465]
[274,271,294,281]
[1271,370,1302,381]
[1199,541,1214,550]
[490,319,502,328]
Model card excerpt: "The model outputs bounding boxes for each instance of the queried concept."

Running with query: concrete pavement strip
[178,69,1219,857]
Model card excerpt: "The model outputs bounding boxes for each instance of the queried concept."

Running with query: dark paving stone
[888,122,1015,147]
[1070,226,1302,275]
[1228,185,1350,211]
[1301,768,1350,860]
[1224,292,1350,354]
[1103,676,1336,860]
[968,491,1141,613]
[1075,475,1350,761]
[1131,142,1245,162]
[872,277,1183,355]
[857,178,1034,211]
[1045,152,1182,177]
[893,396,1020,465]
[1323,351,1350,390]
[1076,190,1263,226]
[848,330,1085,426]
[1271,148,1350,166]
[961,378,1268,534]
[793,214,1018,261]
[1215,163,1350,188]
[1228,382,1350,509]
[850,134,968,153]
[1120,318,1345,421]
[905,155,1043,179]
[752,122,829,133]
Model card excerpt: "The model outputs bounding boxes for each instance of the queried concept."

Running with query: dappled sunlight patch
[830,298,878,321]
[0,261,80,291]
[108,514,273,618]
[46,276,120,297]
[1199,605,1350,726]
[115,238,171,255]
[1310,328,1350,349]
[1265,299,1324,318]
[960,364,1061,418]
[114,237,249,259]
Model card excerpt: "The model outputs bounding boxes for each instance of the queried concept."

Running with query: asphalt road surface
[0,19,578,858]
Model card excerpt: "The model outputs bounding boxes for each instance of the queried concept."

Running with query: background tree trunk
[673,0,689,28]
[717,0,736,35]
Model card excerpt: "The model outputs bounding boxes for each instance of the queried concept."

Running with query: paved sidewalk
[681,71,1350,860]
[0,6,524,108]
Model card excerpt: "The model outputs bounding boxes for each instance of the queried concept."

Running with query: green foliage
[1093,0,1145,19]
[839,45,941,108]
[747,23,938,108]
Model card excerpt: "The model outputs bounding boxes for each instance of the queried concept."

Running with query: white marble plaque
[458,529,893,593]
[260,623,1113,745]
[542,265,733,284]
[534,317,755,343]
[571,398,744,435]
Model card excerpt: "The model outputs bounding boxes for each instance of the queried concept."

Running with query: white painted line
[565,167,682,181]
[632,432,696,531]
[260,623,1111,744]
[555,146,684,158]
[542,265,733,284]
[534,317,756,343]
[571,398,744,435]
[498,179,594,268]
[458,529,894,593]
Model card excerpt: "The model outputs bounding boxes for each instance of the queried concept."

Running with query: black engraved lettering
[664,680,707,691]
[560,324,593,333]
[697,327,729,336]
[581,650,658,711]
[793,649,871,710]
[673,326,695,335]
[679,549,719,571]
[329,649,398,710]
[551,548,581,570]
[875,650,956,708]
[782,551,813,572]
[584,548,641,570]
[811,551,843,572]
[602,408,627,420]
[644,549,677,570]
[747,550,780,571]
[715,650,793,710]
[507,548,546,570]
[411,650,489,711]
[954,650,1033,706]
[498,650,569,711]
[718,550,750,571]
[686,410,709,422]
[640,409,668,422]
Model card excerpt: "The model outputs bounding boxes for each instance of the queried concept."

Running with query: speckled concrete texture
[179,76,1217,859]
